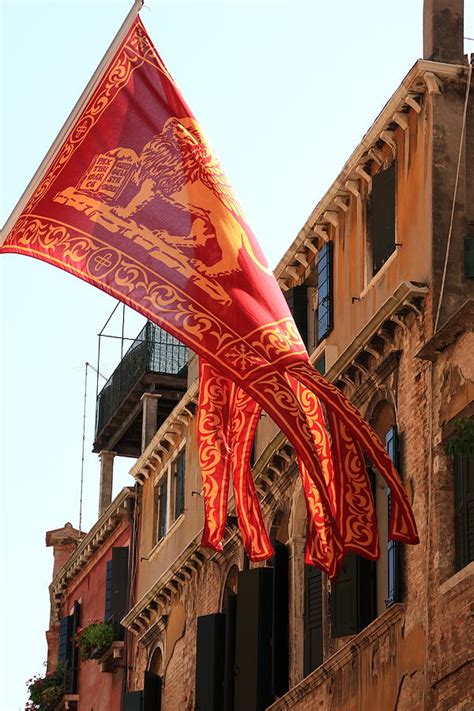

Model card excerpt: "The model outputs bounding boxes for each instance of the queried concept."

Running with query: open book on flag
[0,5,418,578]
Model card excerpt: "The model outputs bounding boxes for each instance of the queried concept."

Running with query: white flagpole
[0,0,144,242]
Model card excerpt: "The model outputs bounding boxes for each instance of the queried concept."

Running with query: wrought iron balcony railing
[95,322,188,437]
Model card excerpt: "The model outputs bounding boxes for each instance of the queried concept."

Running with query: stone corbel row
[333,293,426,394]
[125,549,208,639]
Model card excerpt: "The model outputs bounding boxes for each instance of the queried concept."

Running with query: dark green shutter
[371,163,396,275]
[464,237,474,278]
[454,453,474,570]
[70,601,81,694]
[271,542,289,698]
[331,554,376,637]
[234,568,273,711]
[105,547,129,638]
[58,615,73,665]
[105,559,113,623]
[317,242,333,343]
[285,286,308,347]
[123,691,143,711]
[195,614,226,711]
[304,565,323,676]
[123,673,162,711]
[143,671,162,711]
[158,480,168,541]
[223,593,237,711]
[175,449,185,517]
[386,426,401,606]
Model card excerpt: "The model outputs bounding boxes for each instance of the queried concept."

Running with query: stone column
[99,450,116,516]
[141,393,161,453]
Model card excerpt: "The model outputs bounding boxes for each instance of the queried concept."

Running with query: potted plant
[76,621,114,661]
[25,664,66,710]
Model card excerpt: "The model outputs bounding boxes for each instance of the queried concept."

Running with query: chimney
[45,522,81,578]
[423,0,465,63]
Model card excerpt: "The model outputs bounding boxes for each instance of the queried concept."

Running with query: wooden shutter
[111,546,129,639]
[143,671,162,711]
[371,163,396,275]
[454,453,474,570]
[304,565,323,676]
[195,613,226,711]
[223,593,237,711]
[272,542,289,698]
[174,449,185,518]
[386,426,401,606]
[158,479,168,541]
[70,601,81,694]
[234,568,273,711]
[316,242,333,343]
[331,554,376,637]
[285,286,308,347]
[123,691,143,711]
[105,558,113,623]
[58,612,75,693]
[58,615,73,665]
[105,547,129,637]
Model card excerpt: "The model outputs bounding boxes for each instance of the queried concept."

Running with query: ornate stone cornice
[275,60,469,289]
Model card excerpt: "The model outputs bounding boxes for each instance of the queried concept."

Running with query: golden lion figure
[114,117,271,277]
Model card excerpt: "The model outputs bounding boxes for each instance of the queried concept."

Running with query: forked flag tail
[0,8,418,579]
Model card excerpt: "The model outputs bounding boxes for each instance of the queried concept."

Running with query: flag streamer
[1,16,418,578]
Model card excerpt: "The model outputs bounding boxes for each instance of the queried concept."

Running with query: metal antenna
[79,361,108,537]
[79,362,89,538]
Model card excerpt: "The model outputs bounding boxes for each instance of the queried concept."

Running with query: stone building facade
[43,1,473,709]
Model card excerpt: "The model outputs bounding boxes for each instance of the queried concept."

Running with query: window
[154,445,186,544]
[104,547,129,639]
[367,163,396,276]
[58,601,80,694]
[174,448,185,518]
[304,565,323,676]
[454,452,474,570]
[156,478,168,543]
[316,241,333,343]
[330,554,376,637]
[285,285,309,347]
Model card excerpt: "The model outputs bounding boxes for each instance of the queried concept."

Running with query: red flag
[1,15,418,577]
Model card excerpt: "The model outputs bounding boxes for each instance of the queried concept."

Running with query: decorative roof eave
[316,281,429,385]
[275,59,468,288]
[49,487,135,611]
[130,379,199,483]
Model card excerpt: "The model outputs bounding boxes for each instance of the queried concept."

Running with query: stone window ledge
[268,604,405,710]
[439,560,474,596]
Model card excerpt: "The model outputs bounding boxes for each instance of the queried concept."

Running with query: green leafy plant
[25,664,66,710]
[76,621,114,660]
[445,417,474,457]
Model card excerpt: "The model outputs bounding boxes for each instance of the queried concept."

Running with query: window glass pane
[158,479,168,541]
[175,449,185,518]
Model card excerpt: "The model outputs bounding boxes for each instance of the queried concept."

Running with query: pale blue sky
[1,1,472,708]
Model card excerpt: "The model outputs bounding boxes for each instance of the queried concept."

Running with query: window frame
[153,441,186,545]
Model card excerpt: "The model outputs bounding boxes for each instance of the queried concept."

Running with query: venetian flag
[0,5,418,577]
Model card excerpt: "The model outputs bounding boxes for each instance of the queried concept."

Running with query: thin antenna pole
[79,362,89,537]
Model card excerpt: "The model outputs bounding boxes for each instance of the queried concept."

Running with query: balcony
[94,322,188,457]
